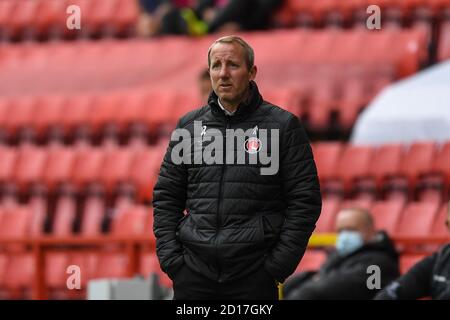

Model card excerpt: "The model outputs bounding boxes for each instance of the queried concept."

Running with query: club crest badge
[245,137,261,154]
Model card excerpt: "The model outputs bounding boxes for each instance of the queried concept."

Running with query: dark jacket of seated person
[375,207,450,300]
[284,208,400,300]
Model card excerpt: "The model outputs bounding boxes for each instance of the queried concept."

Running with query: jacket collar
[208,81,263,122]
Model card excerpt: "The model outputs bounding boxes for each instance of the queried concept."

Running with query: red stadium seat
[89,0,120,36]
[397,142,436,194]
[294,250,327,273]
[115,90,146,132]
[0,206,32,238]
[335,145,373,194]
[339,198,373,212]
[437,20,450,62]
[100,147,136,192]
[94,253,129,279]
[130,147,166,202]
[140,91,176,131]
[71,146,105,187]
[32,0,68,39]
[0,1,17,39]
[429,141,450,187]
[29,195,48,237]
[0,254,8,296]
[367,144,403,191]
[13,145,48,190]
[52,195,77,236]
[45,252,69,290]
[262,88,302,116]
[60,95,93,137]
[315,197,341,233]
[395,201,440,237]
[371,199,405,235]
[0,146,17,182]
[7,0,40,40]
[307,78,336,130]
[339,83,368,130]
[4,97,36,138]
[79,196,106,236]
[89,93,122,135]
[110,205,148,236]
[2,254,34,299]
[172,91,203,123]
[140,253,172,288]
[32,95,65,136]
[311,142,343,184]
[43,146,76,190]
[114,0,140,35]
[0,99,10,131]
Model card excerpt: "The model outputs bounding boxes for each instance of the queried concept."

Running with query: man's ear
[249,65,257,80]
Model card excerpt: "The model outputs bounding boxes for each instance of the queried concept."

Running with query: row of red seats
[313,141,450,199]
[1,140,449,202]
[0,73,386,144]
[0,203,167,299]
[316,197,448,239]
[0,201,155,241]
[0,0,140,41]
[0,199,445,299]
[275,0,450,26]
[0,142,166,201]
[0,70,390,143]
[438,20,450,61]
[294,249,428,275]
[0,251,169,300]
[0,90,200,143]
[0,29,427,95]
[0,29,429,135]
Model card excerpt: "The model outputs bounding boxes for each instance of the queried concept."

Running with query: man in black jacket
[375,204,450,300]
[284,208,400,300]
[152,35,322,299]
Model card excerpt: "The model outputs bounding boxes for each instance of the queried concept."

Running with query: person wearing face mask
[283,208,400,300]
[375,203,450,300]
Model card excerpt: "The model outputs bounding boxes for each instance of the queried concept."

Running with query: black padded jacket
[375,243,450,300]
[152,81,322,283]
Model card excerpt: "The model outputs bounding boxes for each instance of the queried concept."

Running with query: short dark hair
[207,35,254,70]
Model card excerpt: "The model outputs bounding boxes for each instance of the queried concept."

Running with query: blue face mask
[336,231,364,256]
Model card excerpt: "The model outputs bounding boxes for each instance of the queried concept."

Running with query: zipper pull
[201,125,207,138]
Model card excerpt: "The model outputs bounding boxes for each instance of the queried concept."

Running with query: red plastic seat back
[312,142,343,182]
[395,201,440,237]
[315,197,341,233]
[295,250,327,273]
[371,199,405,235]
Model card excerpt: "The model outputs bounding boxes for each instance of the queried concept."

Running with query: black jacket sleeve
[375,255,435,300]
[152,121,188,279]
[285,253,394,300]
[264,115,322,283]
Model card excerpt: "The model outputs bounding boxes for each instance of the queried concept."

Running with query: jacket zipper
[215,116,231,283]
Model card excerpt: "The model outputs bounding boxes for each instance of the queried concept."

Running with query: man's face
[209,42,256,108]
[335,209,372,243]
